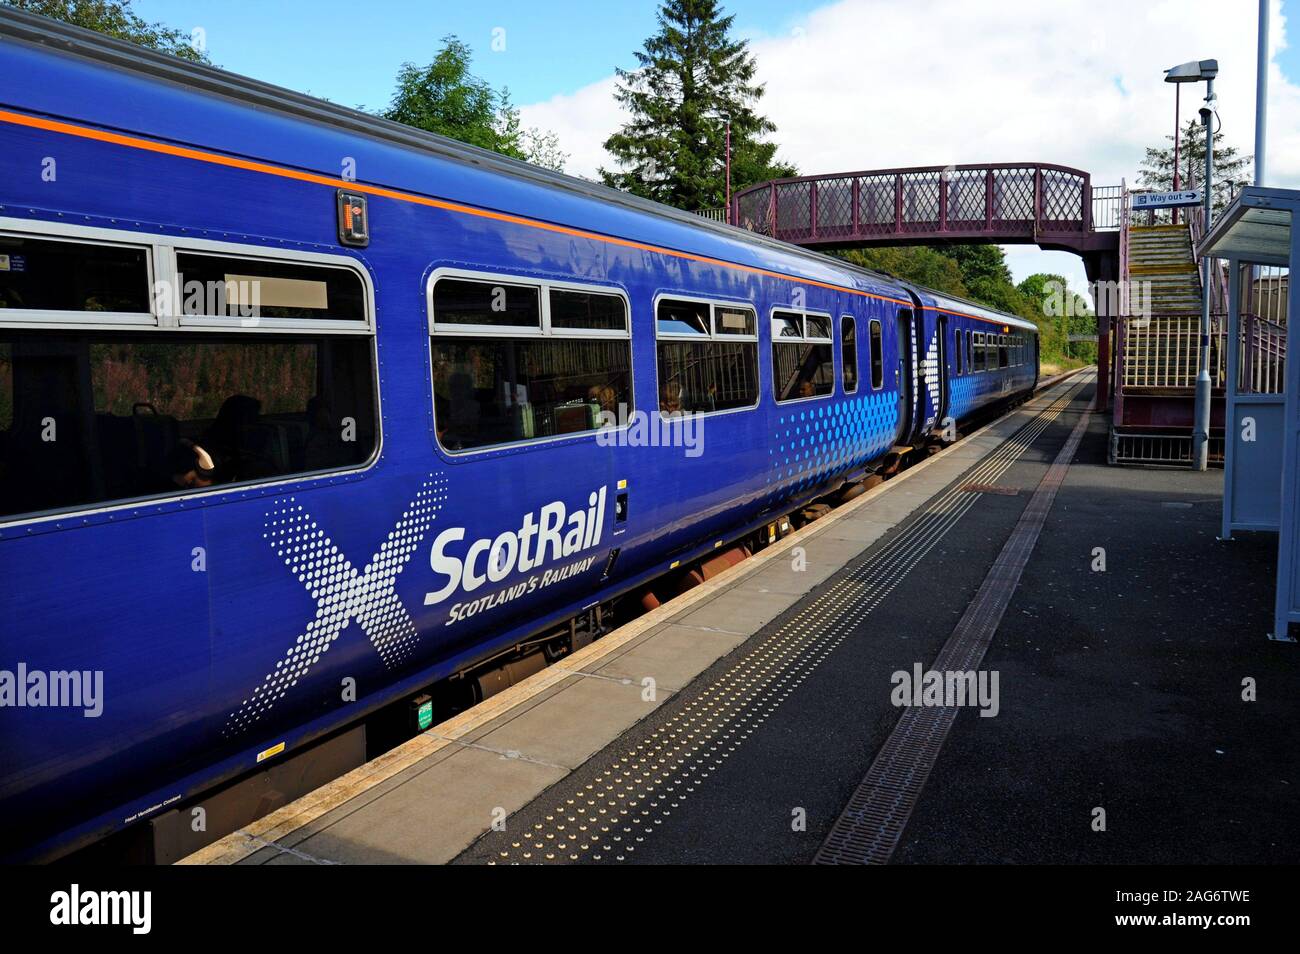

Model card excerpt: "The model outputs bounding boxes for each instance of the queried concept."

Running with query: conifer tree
[601,0,794,210]
[1139,119,1251,215]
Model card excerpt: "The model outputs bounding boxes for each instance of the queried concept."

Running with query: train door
[894,309,914,445]
[935,313,951,428]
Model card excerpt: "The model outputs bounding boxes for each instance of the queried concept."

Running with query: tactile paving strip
[813,391,1094,865]
[483,380,1089,864]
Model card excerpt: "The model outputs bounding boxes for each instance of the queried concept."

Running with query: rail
[1238,262,1289,395]
[1120,313,1228,389]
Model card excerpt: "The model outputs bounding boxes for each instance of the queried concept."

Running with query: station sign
[1132,190,1202,210]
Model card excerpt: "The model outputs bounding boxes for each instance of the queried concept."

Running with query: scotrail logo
[424,486,609,624]
[224,476,446,736]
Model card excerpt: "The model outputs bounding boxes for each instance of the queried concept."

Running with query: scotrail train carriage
[0,9,1038,861]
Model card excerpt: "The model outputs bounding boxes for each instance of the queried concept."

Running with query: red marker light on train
[337,190,370,247]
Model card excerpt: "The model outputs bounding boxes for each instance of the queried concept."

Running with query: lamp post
[724,116,732,225]
[1172,84,1181,225]
[1165,58,1218,471]
[1256,0,1268,186]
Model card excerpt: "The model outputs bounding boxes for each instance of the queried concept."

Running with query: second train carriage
[0,9,1038,860]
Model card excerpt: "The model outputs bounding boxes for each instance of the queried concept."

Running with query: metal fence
[1091,185,1123,230]
[1121,314,1227,389]
[1238,263,1289,394]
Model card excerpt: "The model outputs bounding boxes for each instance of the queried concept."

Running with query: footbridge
[726,163,1122,407]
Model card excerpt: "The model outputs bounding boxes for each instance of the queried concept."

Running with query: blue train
[0,10,1038,861]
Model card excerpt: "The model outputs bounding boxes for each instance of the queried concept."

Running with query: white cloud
[520,0,1290,290]
[517,74,621,181]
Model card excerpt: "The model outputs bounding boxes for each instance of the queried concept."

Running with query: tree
[837,247,968,298]
[381,37,567,172]
[601,0,794,211]
[837,243,1092,367]
[4,0,210,62]
[946,245,1023,315]
[1017,273,1096,363]
[1139,119,1251,215]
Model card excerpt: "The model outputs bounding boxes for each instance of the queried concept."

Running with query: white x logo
[224,476,446,737]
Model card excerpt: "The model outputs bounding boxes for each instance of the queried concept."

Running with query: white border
[652,292,761,421]
[426,267,636,457]
[0,218,384,530]
[0,217,376,335]
[770,305,836,405]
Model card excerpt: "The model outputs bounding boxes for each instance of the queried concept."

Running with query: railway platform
[183,370,1300,865]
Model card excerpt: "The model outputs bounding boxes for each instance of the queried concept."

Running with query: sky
[131,0,1299,295]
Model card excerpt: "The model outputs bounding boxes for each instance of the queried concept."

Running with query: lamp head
[1164,59,1218,83]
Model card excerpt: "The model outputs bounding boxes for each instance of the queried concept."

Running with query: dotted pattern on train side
[766,390,899,498]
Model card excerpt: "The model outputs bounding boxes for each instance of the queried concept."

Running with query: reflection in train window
[176,253,366,321]
[550,289,627,331]
[430,276,632,451]
[0,234,150,315]
[0,331,377,521]
[431,278,541,329]
[655,298,710,337]
[656,298,758,415]
[773,310,834,403]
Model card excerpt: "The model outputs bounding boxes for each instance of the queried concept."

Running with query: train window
[657,298,758,415]
[805,315,832,340]
[973,332,985,372]
[841,316,858,393]
[868,319,883,389]
[984,335,997,370]
[772,311,803,339]
[0,234,150,315]
[999,335,1010,368]
[176,253,366,321]
[773,309,834,403]
[430,276,632,451]
[431,277,540,329]
[954,328,963,375]
[550,289,627,332]
[0,330,377,521]
[715,306,756,336]
[965,330,973,372]
[657,298,710,336]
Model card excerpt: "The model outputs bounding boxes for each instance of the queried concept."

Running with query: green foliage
[1016,273,1096,364]
[4,0,210,63]
[1139,119,1251,215]
[838,247,967,297]
[381,36,567,172]
[836,245,1095,367]
[601,0,794,210]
